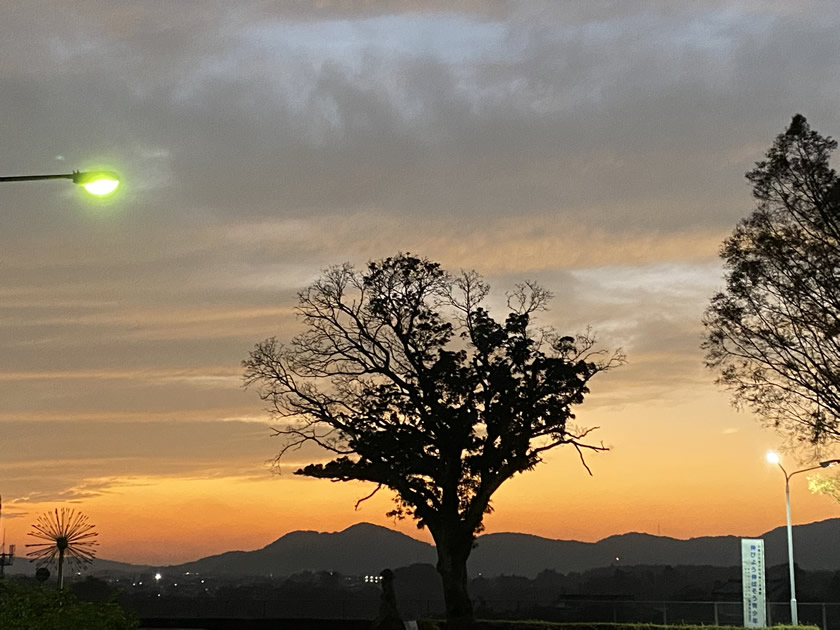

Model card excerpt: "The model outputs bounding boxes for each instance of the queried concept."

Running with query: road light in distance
[766,451,840,625]
[0,170,120,196]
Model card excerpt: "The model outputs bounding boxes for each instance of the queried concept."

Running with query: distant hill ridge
[472,519,840,577]
[8,519,840,578]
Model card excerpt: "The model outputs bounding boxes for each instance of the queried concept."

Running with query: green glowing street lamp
[0,170,120,196]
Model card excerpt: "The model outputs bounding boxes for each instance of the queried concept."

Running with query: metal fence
[463,599,840,629]
[127,596,840,628]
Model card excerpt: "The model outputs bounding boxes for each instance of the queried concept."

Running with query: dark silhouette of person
[371,568,404,630]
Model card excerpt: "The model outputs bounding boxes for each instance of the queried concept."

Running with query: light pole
[0,495,16,579]
[0,170,120,195]
[766,451,840,625]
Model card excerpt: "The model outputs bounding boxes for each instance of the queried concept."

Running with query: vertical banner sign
[742,538,767,628]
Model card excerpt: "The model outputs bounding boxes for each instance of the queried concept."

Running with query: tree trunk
[57,547,65,591]
[435,540,474,629]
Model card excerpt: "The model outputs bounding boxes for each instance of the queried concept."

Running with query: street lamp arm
[0,170,120,196]
[788,464,823,481]
[0,173,76,183]
[787,459,840,482]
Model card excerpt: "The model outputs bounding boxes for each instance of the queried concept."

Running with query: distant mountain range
[8,519,840,579]
[470,518,840,577]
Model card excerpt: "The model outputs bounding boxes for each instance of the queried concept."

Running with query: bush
[0,580,138,630]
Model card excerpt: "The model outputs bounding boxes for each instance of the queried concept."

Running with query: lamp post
[766,451,840,625]
[0,170,120,195]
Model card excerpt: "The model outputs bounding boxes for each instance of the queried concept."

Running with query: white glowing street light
[766,451,840,625]
[0,170,120,196]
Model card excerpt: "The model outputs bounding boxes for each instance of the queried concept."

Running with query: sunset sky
[2,1,840,567]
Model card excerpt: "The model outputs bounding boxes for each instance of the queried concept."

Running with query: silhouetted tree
[704,115,840,452]
[25,508,98,591]
[243,254,623,628]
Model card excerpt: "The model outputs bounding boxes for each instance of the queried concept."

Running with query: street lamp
[0,170,120,196]
[766,451,840,625]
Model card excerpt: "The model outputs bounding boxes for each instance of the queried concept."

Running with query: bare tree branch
[243,253,621,625]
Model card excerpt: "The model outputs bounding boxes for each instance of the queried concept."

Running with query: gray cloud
[2,2,838,233]
[1,2,839,526]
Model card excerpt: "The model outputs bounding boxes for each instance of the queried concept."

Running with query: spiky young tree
[26,508,98,590]
[243,254,623,627]
[703,115,840,451]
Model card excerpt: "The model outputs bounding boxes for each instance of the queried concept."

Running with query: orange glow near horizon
[3,464,836,568]
[3,392,838,567]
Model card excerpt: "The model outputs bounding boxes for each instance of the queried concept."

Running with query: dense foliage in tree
[703,115,840,451]
[809,471,840,503]
[0,580,137,630]
[244,254,623,627]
